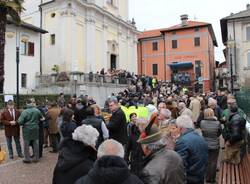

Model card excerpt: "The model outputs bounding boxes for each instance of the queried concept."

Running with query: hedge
[0,94,71,109]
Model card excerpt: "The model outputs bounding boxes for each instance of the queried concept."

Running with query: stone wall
[35,78,128,106]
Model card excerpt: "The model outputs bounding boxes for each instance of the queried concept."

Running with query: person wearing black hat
[138,125,185,184]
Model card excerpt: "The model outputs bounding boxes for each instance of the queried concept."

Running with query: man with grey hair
[138,125,186,184]
[75,139,143,184]
[97,139,124,158]
[208,98,222,120]
[178,102,193,118]
[107,97,128,145]
[157,108,172,129]
[174,115,208,184]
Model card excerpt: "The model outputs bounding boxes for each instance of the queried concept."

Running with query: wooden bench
[218,153,250,184]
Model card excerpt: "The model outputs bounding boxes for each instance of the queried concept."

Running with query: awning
[168,62,193,70]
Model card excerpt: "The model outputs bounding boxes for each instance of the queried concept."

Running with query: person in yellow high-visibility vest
[121,105,130,123]
[152,77,157,89]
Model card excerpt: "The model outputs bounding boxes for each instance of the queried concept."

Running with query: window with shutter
[28,42,34,56]
[246,27,250,41]
[152,64,158,75]
[51,34,55,45]
[21,41,28,55]
[152,42,158,51]
[21,73,27,88]
[172,40,177,49]
[194,37,200,46]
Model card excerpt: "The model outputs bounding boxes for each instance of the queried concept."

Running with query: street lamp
[227,39,235,94]
[16,28,20,109]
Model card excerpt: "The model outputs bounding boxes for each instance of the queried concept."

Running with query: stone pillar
[103,18,108,71]
[85,10,96,73]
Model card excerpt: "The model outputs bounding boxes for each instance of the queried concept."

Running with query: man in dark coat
[81,106,109,148]
[74,98,88,126]
[107,98,128,145]
[224,102,246,164]
[138,125,186,184]
[1,100,23,159]
[174,115,208,184]
[75,139,143,184]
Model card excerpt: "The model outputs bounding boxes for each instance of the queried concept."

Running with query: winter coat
[81,116,104,148]
[221,108,245,141]
[52,138,97,184]
[75,156,143,184]
[125,124,144,175]
[141,147,186,184]
[175,129,208,184]
[107,107,128,145]
[18,106,43,141]
[1,109,21,137]
[60,121,77,138]
[227,112,246,144]
[189,98,201,122]
[74,106,88,126]
[47,107,61,134]
[200,118,222,149]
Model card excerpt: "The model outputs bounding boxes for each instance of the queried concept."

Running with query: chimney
[247,4,250,10]
[180,14,188,26]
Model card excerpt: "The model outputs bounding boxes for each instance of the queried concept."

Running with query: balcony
[36,72,133,87]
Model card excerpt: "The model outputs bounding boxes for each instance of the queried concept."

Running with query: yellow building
[22,0,138,74]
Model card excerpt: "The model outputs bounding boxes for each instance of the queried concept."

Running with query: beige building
[221,4,250,89]
[22,0,138,74]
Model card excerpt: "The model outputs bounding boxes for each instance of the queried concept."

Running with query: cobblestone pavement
[0,130,58,184]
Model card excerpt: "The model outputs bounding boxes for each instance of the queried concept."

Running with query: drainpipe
[39,0,43,74]
[233,20,236,85]
[139,40,143,75]
[163,33,166,81]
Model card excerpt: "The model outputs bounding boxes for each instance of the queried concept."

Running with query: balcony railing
[36,72,133,86]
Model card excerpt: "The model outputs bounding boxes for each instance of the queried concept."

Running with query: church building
[22,0,138,74]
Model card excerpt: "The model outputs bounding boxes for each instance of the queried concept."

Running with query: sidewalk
[0,130,57,184]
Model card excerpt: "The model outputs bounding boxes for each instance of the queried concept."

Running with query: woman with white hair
[52,125,99,184]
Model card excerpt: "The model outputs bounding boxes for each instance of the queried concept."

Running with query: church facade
[22,0,138,74]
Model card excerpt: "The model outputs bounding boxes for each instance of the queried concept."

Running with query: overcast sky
[129,0,250,62]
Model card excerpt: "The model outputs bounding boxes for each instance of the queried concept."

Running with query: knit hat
[138,124,162,144]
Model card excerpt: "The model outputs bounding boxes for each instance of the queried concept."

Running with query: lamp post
[16,28,20,109]
[227,39,235,94]
[16,46,20,108]
[230,52,234,94]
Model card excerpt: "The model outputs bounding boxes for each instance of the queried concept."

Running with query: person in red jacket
[1,100,23,159]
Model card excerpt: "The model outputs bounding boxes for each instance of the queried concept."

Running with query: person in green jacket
[18,99,44,163]
[221,98,245,141]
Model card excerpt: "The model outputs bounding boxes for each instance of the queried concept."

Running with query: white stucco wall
[227,19,250,87]
[36,0,138,75]
[4,24,41,94]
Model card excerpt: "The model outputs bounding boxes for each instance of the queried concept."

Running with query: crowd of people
[0,77,248,184]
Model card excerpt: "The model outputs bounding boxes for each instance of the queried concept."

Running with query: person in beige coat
[46,102,61,153]
[189,95,201,123]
